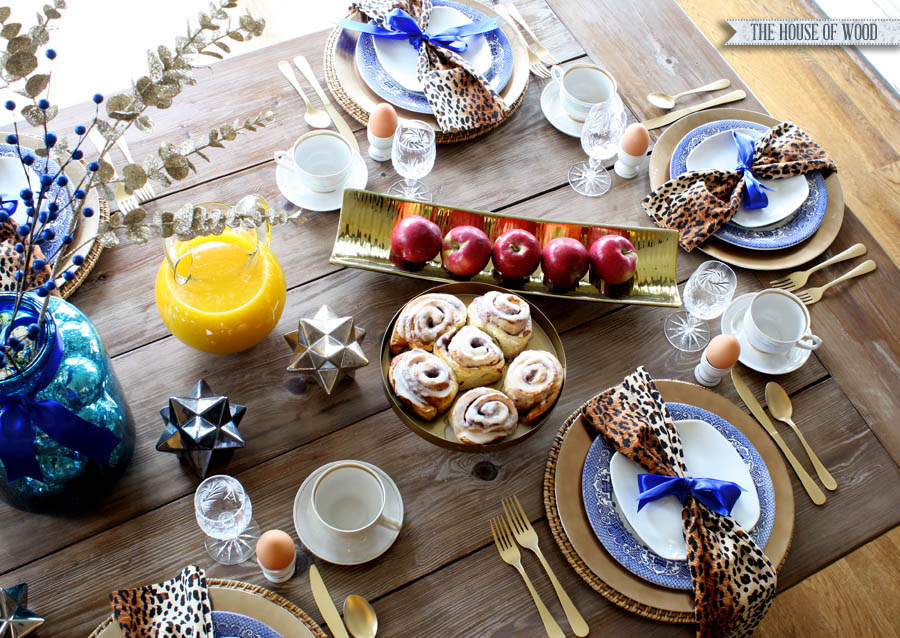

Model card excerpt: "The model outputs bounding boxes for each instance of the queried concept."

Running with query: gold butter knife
[731,369,826,506]
[309,564,350,638]
[641,89,747,130]
[293,56,361,155]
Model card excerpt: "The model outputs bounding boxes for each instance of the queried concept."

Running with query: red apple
[541,237,589,289]
[492,229,541,280]
[589,235,638,285]
[390,215,442,267]
[442,225,492,278]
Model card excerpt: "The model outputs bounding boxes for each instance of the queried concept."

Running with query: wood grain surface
[1,1,899,636]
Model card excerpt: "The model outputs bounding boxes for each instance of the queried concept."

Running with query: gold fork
[494,5,550,78]
[115,135,157,203]
[794,260,877,305]
[490,517,564,638]
[501,3,559,65]
[502,496,588,636]
[769,243,866,291]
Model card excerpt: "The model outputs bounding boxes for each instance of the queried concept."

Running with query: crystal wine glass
[569,96,628,197]
[665,260,737,352]
[388,119,437,202]
[194,474,260,565]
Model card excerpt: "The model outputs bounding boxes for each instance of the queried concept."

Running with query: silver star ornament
[0,584,43,638]
[284,305,368,395]
[156,379,247,478]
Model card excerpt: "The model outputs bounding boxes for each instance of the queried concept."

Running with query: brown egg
[256,530,296,570]
[620,123,650,157]
[706,334,740,369]
[368,102,399,139]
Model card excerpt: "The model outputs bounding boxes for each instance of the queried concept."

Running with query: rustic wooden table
[4,1,900,636]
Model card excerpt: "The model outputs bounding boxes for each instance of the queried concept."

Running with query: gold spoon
[647,78,731,109]
[277,60,331,129]
[765,382,837,491]
[343,595,378,638]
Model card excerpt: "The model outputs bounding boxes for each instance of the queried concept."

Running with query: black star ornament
[284,305,368,395]
[0,584,43,638]
[156,379,246,478]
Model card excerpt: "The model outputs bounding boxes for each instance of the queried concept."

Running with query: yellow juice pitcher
[155,202,287,354]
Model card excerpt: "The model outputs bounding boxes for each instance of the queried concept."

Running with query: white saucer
[720,293,811,375]
[292,460,403,566]
[540,81,583,138]
[275,152,368,212]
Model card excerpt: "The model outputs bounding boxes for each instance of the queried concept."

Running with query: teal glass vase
[0,293,135,513]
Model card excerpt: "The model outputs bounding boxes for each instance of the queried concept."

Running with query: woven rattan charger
[543,379,795,623]
[323,0,530,145]
[88,578,328,638]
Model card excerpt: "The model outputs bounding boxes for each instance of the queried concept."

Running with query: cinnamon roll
[503,350,564,424]
[467,291,533,358]
[389,349,458,421]
[434,326,505,389]
[390,293,467,354]
[450,387,519,445]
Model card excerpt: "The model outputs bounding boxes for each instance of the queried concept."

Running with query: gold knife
[309,564,350,638]
[731,369,826,506]
[293,55,360,155]
[641,89,747,130]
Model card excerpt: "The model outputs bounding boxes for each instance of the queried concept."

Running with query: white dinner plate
[609,418,760,561]
[373,5,493,94]
[293,460,403,565]
[686,128,809,229]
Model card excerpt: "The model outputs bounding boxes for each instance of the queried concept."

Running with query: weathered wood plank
[2,373,890,637]
[0,269,821,574]
[12,1,585,197]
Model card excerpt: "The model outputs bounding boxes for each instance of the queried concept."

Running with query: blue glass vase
[0,293,135,513]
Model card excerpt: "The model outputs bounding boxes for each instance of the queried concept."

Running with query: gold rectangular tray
[330,189,681,307]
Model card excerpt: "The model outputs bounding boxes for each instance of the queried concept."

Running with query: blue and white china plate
[581,402,776,590]
[0,147,72,260]
[213,611,282,638]
[354,0,514,114]
[669,120,828,251]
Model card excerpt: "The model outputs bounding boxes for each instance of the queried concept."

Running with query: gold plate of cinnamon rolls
[382,283,565,452]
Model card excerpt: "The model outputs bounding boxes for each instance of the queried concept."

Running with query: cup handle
[376,512,402,531]
[273,150,295,170]
[550,65,564,84]
[796,334,822,350]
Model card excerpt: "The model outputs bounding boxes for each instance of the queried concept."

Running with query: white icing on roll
[391,349,457,409]
[469,291,532,338]
[394,293,467,350]
[451,387,518,445]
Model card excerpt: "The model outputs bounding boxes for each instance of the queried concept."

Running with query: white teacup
[274,130,352,193]
[742,289,822,356]
[551,63,617,123]
[311,461,401,538]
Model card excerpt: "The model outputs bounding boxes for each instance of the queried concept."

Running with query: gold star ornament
[284,305,368,395]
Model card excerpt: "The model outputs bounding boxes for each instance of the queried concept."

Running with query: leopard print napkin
[582,367,777,638]
[0,221,51,292]
[642,121,836,251]
[109,565,214,638]
[349,0,510,133]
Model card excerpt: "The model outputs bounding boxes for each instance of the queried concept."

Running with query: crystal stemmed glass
[194,474,260,565]
[388,119,437,202]
[569,96,628,197]
[665,260,737,352]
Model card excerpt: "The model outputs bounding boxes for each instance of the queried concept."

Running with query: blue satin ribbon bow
[0,195,17,216]
[637,473,745,517]
[732,130,774,210]
[339,8,500,53]
[0,317,121,483]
